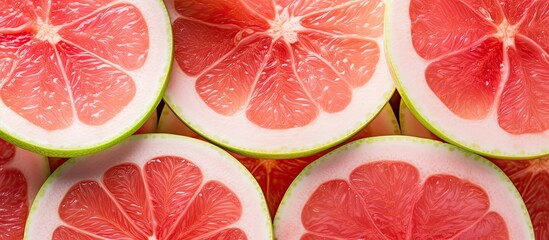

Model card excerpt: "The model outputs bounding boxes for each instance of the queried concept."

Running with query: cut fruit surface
[0,138,49,239]
[25,134,272,239]
[0,0,172,157]
[386,0,549,158]
[158,104,400,218]
[164,0,394,158]
[274,136,533,239]
[400,101,549,240]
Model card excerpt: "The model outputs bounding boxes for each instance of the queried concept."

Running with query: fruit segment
[425,38,503,120]
[0,168,28,239]
[498,36,549,134]
[247,40,318,129]
[300,0,384,37]
[58,4,149,71]
[173,19,239,77]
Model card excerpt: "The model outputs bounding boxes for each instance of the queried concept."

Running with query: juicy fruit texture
[25,135,272,239]
[274,136,533,239]
[0,0,171,156]
[0,139,49,239]
[386,0,549,158]
[157,104,400,218]
[165,0,394,157]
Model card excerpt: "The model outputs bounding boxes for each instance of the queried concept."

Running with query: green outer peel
[0,0,173,158]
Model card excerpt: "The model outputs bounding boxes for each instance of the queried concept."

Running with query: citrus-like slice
[274,136,533,239]
[0,0,172,157]
[400,101,549,240]
[386,0,549,158]
[0,138,49,239]
[158,104,400,218]
[25,134,272,239]
[163,0,394,158]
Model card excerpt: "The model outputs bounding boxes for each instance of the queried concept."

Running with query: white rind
[25,134,272,240]
[0,0,172,155]
[164,0,394,157]
[385,0,549,158]
[274,136,533,239]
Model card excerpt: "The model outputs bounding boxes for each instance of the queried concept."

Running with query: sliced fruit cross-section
[164,0,394,158]
[274,136,533,239]
[25,134,272,239]
[0,0,172,156]
[0,139,49,239]
[386,0,549,158]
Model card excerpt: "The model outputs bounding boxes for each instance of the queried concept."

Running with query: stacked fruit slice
[386,0,549,158]
[164,0,394,158]
[0,0,172,156]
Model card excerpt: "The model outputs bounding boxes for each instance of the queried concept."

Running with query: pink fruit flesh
[55,156,244,239]
[410,0,548,134]
[0,1,148,130]
[173,0,383,129]
[302,161,508,239]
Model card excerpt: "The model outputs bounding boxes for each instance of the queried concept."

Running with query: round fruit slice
[274,136,533,239]
[163,0,395,158]
[25,134,272,239]
[401,100,549,239]
[0,0,172,157]
[386,0,549,158]
[158,104,400,219]
[0,139,49,239]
